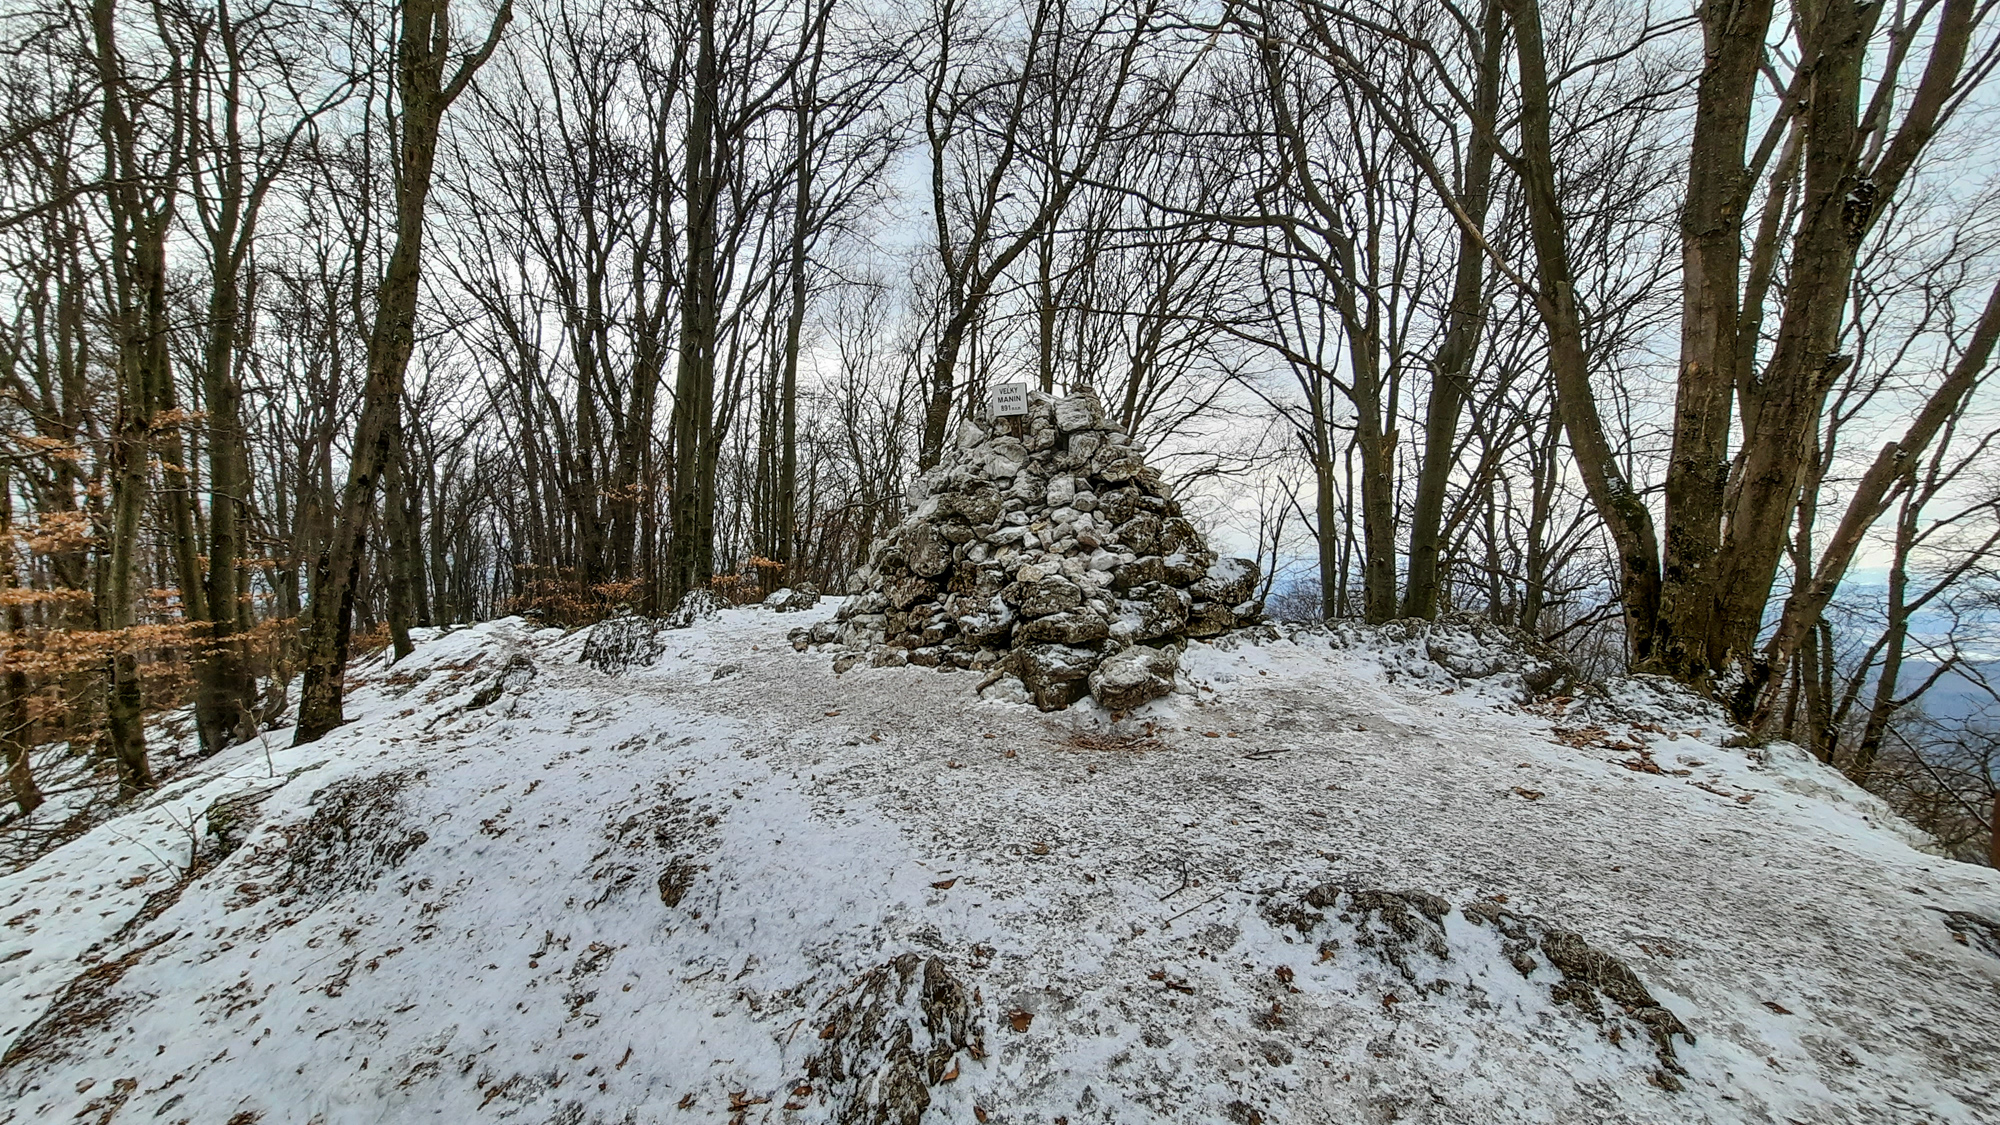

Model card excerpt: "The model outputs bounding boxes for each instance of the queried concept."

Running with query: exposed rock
[1016,576,1082,618]
[664,587,727,629]
[1194,557,1258,605]
[805,954,979,1125]
[762,583,821,612]
[1326,611,1578,704]
[824,387,1262,709]
[1111,555,1165,590]
[1017,609,1109,645]
[1127,586,1190,641]
[1254,884,1695,1087]
[1185,601,1236,638]
[1421,612,1577,698]
[467,653,536,710]
[582,613,669,674]
[1088,644,1179,711]
[1462,901,1694,1082]
[1016,643,1098,711]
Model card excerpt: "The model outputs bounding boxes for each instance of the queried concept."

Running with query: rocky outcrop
[797,388,1261,710]
[762,584,821,613]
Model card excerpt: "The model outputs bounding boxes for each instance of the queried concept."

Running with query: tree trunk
[385,416,417,661]
[294,0,511,743]
[195,235,257,754]
[919,311,972,471]
[1651,0,1777,679]
[668,0,720,604]
[1403,0,1503,621]
[776,36,821,585]
[88,0,172,795]
[1,472,44,815]
[1507,0,1662,659]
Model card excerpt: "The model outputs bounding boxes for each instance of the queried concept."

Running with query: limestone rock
[582,612,668,674]
[1185,601,1235,638]
[1017,608,1109,645]
[820,386,1263,709]
[1054,394,1104,432]
[1194,557,1257,605]
[1089,644,1179,711]
[763,583,821,612]
[1016,643,1099,711]
[1016,576,1082,618]
[664,588,726,629]
[902,523,951,578]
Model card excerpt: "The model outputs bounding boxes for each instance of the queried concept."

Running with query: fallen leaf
[974,1107,989,1123]
[932,878,958,890]
[940,1062,960,1082]
[1002,749,1017,758]
[1764,1000,1792,1015]
[823,710,840,717]
[1028,841,1050,855]
[728,1091,771,1110]
[677,1094,696,1109]
[1512,787,1545,801]
[1008,1009,1033,1032]
[1203,731,1221,738]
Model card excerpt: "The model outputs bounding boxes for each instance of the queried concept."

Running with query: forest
[2,0,1998,860]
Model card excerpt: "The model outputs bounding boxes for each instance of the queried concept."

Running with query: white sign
[989,382,1029,418]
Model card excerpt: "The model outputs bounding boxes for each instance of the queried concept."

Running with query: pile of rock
[794,388,1261,711]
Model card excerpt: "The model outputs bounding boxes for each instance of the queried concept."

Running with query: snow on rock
[2,608,1997,1124]
[1323,612,1579,704]
[812,387,1262,712]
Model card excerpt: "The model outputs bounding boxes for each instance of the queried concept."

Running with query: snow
[3,608,1998,1123]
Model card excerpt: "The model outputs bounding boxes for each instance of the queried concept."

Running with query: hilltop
[2,605,1996,1124]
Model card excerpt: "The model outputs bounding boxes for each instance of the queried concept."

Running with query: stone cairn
[792,388,1261,711]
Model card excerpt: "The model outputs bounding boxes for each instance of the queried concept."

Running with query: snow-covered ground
[2,606,1997,1124]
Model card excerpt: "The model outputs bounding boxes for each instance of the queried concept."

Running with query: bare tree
[294,0,511,744]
